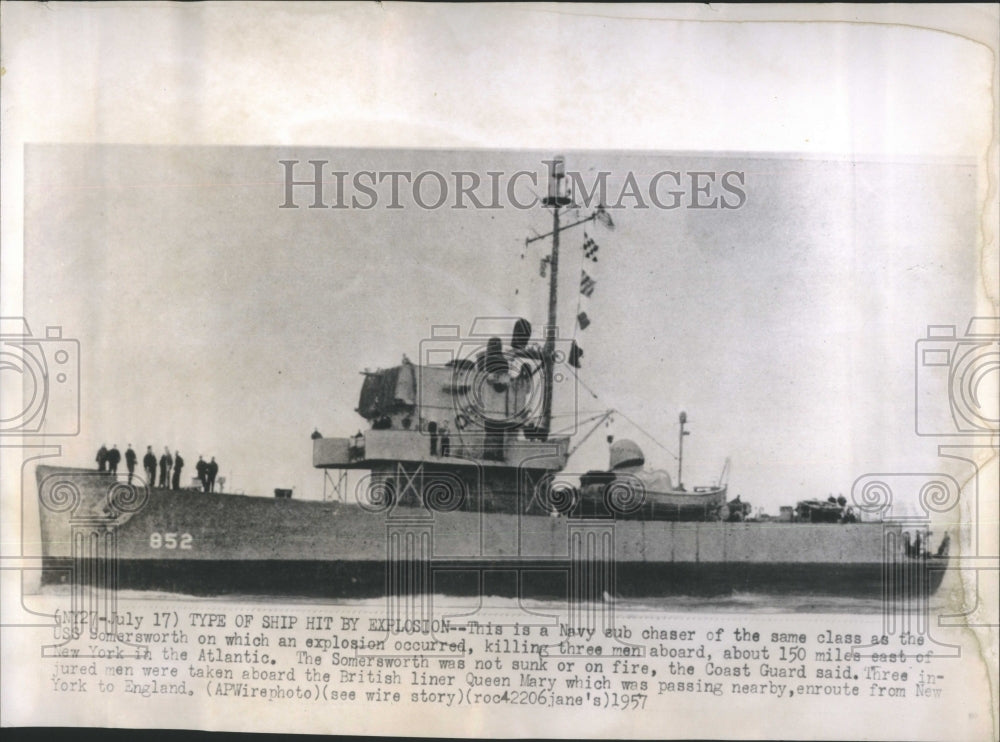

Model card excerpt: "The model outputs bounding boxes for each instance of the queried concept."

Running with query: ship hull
[35,467,948,600]
[38,556,945,599]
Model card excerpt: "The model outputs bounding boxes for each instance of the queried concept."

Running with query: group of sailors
[96,443,219,492]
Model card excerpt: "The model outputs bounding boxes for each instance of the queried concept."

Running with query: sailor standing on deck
[428,421,439,456]
[207,457,219,492]
[143,446,157,485]
[440,423,451,457]
[96,444,108,472]
[196,456,208,492]
[172,452,185,490]
[159,447,173,489]
[107,445,121,475]
[125,445,137,484]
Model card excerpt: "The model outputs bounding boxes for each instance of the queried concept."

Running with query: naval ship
[33,158,950,600]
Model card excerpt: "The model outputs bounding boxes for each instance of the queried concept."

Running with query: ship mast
[526,156,612,439]
[540,157,571,438]
[677,411,690,490]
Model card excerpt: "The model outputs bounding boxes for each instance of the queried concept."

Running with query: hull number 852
[149,532,193,550]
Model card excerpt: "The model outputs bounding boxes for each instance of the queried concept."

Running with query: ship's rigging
[309,155,732,520]
[524,156,614,440]
[524,158,695,480]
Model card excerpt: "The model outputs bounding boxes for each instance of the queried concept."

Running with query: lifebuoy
[455,414,470,430]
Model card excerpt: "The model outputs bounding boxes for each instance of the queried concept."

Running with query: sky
[18,144,984,514]
[1,4,995,525]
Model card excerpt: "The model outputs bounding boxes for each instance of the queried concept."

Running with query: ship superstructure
[311,155,726,519]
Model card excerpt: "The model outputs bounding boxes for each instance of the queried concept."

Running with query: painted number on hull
[150,532,193,550]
